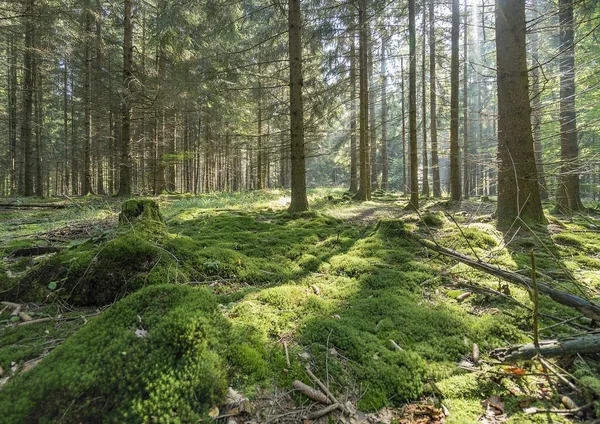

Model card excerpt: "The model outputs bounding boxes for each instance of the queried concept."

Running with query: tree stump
[119,199,164,227]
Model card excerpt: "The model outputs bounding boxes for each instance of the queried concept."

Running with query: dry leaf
[208,406,219,418]
[503,366,526,376]
[488,396,505,414]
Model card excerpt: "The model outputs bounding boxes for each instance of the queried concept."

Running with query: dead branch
[491,333,600,362]
[305,403,340,420]
[292,380,331,405]
[418,238,600,322]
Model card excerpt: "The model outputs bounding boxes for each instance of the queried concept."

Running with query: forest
[0,0,600,422]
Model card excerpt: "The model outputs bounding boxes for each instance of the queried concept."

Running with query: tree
[22,0,36,196]
[556,0,583,213]
[349,33,358,194]
[355,0,371,201]
[429,0,440,197]
[495,0,545,226]
[408,0,418,208]
[380,36,389,190]
[421,3,429,197]
[288,0,309,212]
[449,0,461,201]
[118,0,133,196]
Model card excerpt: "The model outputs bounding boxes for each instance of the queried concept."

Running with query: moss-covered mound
[0,285,261,423]
[2,199,175,306]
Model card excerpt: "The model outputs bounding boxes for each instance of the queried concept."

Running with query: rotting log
[0,203,68,209]
[491,333,600,362]
[10,246,63,257]
[418,238,600,322]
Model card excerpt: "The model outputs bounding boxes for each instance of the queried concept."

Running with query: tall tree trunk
[429,0,440,197]
[380,37,388,191]
[369,27,378,190]
[94,12,104,195]
[63,57,69,195]
[495,0,545,226]
[556,0,582,213]
[118,0,133,196]
[421,3,429,197]
[462,0,469,198]
[349,33,358,193]
[408,0,418,208]
[9,39,18,196]
[531,0,547,200]
[288,0,309,211]
[401,57,407,194]
[355,0,371,201]
[257,82,264,190]
[34,54,43,197]
[450,0,461,201]
[82,10,93,195]
[22,9,35,196]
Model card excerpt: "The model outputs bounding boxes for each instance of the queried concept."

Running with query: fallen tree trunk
[491,333,600,362]
[0,203,68,209]
[418,238,600,322]
[10,246,63,257]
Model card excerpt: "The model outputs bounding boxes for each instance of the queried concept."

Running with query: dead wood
[491,333,600,362]
[292,380,331,405]
[0,203,67,209]
[10,246,63,257]
[418,238,600,322]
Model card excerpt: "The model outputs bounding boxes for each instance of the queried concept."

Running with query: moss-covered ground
[0,190,599,422]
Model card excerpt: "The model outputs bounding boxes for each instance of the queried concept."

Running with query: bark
[531,0,547,200]
[118,0,133,196]
[556,0,583,213]
[63,57,69,195]
[429,0,440,197]
[462,0,469,198]
[401,57,407,194]
[369,27,378,190]
[349,34,358,193]
[418,238,600,322]
[421,4,429,197]
[450,0,461,201]
[9,39,17,196]
[34,54,43,197]
[491,334,600,362]
[83,10,93,195]
[95,12,104,195]
[380,37,388,191]
[495,0,545,226]
[408,0,418,208]
[22,8,35,197]
[288,0,309,212]
[355,0,371,201]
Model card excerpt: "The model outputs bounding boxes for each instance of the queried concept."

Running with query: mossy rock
[0,285,235,423]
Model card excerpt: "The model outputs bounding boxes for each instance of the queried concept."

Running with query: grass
[0,191,599,422]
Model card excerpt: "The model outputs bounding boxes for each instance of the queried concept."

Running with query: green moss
[421,211,445,227]
[329,254,375,276]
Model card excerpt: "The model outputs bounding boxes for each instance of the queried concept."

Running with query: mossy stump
[119,199,164,227]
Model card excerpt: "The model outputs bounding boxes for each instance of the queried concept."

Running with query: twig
[305,403,341,420]
[531,250,540,351]
[525,402,592,415]
[537,356,581,394]
[304,366,349,414]
[283,341,291,368]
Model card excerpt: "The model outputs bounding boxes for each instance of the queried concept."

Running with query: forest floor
[0,189,599,423]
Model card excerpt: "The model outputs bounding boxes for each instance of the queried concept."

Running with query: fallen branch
[292,380,331,405]
[305,403,340,420]
[418,238,600,322]
[305,366,350,415]
[491,333,600,362]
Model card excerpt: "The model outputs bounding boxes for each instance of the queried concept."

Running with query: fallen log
[0,203,68,209]
[418,238,600,322]
[10,246,63,257]
[491,333,600,362]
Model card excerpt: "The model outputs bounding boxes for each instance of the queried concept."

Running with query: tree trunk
[355,0,371,201]
[380,37,388,191]
[492,334,600,362]
[408,0,418,208]
[556,0,583,213]
[9,39,18,196]
[421,4,429,197]
[369,27,378,190]
[288,0,309,212]
[22,8,35,197]
[349,33,358,194]
[95,13,105,195]
[63,56,69,196]
[401,57,407,194]
[82,10,93,195]
[495,0,545,226]
[462,0,469,198]
[450,0,461,201]
[118,0,133,196]
[531,0,547,201]
[429,0,440,197]
[34,54,43,197]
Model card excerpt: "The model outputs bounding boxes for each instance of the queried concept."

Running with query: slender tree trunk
[380,37,388,191]
[288,0,309,211]
[495,0,545,226]
[82,10,93,195]
[421,3,429,197]
[9,39,18,196]
[450,0,461,201]
[401,57,407,194]
[94,13,104,195]
[22,10,35,196]
[34,54,43,197]
[556,0,582,213]
[118,0,133,196]
[462,0,469,198]
[257,82,264,190]
[531,0,547,200]
[429,0,440,197]
[63,57,69,195]
[369,27,378,190]
[349,33,358,193]
[408,0,418,208]
[355,0,371,201]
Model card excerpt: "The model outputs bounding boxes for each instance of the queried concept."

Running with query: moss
[421,211,445,227]
[329,254,375,277]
